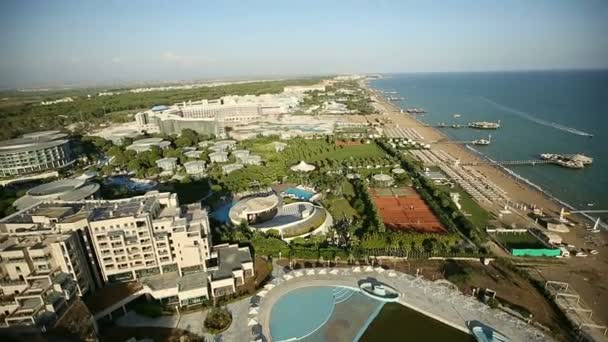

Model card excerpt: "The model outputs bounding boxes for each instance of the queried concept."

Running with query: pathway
[115,297,250,341]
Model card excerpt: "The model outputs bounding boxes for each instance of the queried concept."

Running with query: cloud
[111,57,123,64]
[160,51,213,67]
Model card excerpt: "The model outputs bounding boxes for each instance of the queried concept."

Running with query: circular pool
[270,286,336,341]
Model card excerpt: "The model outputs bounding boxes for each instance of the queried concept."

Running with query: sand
[361,84,608,326]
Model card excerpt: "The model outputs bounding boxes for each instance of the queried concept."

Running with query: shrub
[204,307,232,334]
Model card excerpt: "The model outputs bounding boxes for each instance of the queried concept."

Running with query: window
[15,266,21,272]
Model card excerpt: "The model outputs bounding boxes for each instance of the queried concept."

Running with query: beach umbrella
[249,308,259,315]
[258,290,268,297]
[352,266,361,273]
[264,284,275,290]
[248,318,258,326]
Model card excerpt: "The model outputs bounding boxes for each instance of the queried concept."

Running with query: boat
[472,135,491,145]
[453,114,462,118]
[540,153,592,169]
[406,108,426,114]
[468,120,501,129]
[451,124,463,128]
[468,322,511,342]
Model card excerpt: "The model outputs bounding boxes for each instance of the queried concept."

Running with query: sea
[369,70,608,222]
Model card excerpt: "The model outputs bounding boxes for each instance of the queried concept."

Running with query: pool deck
[256,264,553,342]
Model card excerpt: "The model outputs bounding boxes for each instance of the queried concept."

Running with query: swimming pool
[270,286,384,342]
[211,202,234,223]
[283,187,315,200]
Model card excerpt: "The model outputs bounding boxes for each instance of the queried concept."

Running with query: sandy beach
[361,83,608,327]
[365,85,566,217]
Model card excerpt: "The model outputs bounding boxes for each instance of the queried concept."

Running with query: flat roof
[141,271,208,291]
[0,138,68,154]
[212,245,252,280]
[229,193,280,219]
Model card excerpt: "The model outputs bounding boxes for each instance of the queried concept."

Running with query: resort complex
[0,75,605,342]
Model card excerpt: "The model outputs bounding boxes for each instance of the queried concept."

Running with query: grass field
[493,231,546,249]
[437,184,491,229]
[310,143,387,162]
[324,197,359,221]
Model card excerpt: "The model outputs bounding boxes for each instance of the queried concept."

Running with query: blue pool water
[270,286,336,341]
[211,202,234,223]
[284,187,314,200]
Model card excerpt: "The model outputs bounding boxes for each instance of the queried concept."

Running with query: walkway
[115,297,250,342]
[252,264,553,342]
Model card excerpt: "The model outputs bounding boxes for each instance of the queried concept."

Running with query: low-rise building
[209,152,228,163]
[183,161,206,176]
[0,268,78,328]
[155,158,178,172]
[222,163,244,174]
[240,155,262,166]
[126,138,171,153]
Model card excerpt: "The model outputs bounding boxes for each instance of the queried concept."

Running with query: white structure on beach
[209,152,229,163]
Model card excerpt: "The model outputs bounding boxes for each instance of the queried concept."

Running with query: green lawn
[493,231,546,249]
[324,197,359,221]
[310,144,387,162]
[437,184,491,229]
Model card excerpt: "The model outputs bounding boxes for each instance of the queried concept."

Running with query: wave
[478,97,594,137]
[464,145,606,229]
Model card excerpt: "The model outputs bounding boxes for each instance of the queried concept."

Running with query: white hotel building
[0,191,254,328]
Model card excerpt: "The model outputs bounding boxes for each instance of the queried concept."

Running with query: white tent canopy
[248,318,259,326]
[290,160,316,172]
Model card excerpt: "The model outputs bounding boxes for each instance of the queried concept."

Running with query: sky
[1,0,607,88]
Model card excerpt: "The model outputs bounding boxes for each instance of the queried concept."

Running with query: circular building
[14,178,99,210]
[229,193,281,225]
[228,191,332,240]
[0,131,73,177]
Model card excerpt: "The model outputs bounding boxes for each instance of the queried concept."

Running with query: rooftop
[212,245,252,280]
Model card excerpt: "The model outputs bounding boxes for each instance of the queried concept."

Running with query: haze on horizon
[1,0,607,89]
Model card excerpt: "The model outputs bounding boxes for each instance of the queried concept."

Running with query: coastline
[363,80,582,222]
